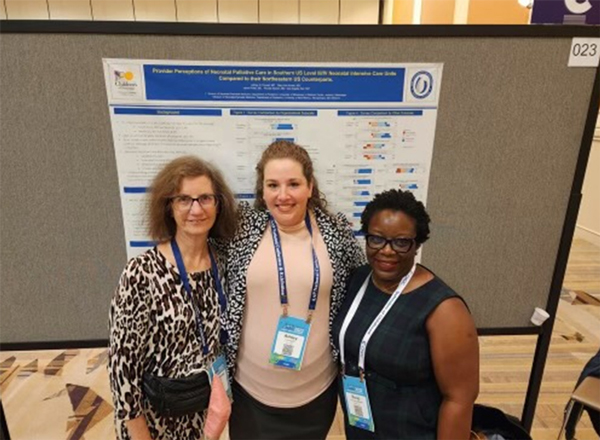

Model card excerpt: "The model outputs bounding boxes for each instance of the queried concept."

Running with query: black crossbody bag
[142,370,211,418]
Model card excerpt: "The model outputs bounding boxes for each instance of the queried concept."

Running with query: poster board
[0,24,598,344]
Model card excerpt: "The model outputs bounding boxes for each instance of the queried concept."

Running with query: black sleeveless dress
[332,264,463,440]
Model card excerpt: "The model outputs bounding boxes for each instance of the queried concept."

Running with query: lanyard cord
[269,213,321,323]
[338,264,417,380]
[171,239,229,355]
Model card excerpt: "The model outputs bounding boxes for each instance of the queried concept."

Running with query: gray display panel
[0,30,597,343]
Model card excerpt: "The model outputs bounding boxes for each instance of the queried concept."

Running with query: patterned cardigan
[222,202,366,377]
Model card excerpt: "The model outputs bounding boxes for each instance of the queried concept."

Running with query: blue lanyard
[170,239,228,355]
[269,213,321,323]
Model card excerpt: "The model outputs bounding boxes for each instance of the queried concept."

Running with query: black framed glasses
[170,194,219,211]
[365,234,415,254]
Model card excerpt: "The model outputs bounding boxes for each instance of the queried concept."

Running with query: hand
[203,375,231,440]
[125,415,153,440]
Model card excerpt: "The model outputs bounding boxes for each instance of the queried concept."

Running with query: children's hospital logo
[114,70,138,88]
[410,71,434,100]
[107,62,143,100]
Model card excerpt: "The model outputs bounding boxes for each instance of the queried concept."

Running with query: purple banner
[531,0,600,25]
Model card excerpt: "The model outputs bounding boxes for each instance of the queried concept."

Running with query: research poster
[103,60,443,259]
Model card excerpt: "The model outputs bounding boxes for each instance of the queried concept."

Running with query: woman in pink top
[224,141,365,439]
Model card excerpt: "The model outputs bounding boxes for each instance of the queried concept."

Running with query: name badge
[209,353,232,401]
[342,375,375,432]
[269,315,311,371]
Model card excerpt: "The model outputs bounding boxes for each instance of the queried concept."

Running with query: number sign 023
[569,38,600,67]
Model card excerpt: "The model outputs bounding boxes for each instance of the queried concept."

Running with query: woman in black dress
[333,189,479,440]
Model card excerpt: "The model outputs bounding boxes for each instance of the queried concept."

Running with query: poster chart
[103,60,443,259]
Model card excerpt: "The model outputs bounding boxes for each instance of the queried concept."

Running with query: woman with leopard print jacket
[224,141,366,440]
[108,156,236,440]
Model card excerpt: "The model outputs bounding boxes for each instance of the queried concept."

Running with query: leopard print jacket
[222,202,366,377]
[108,247,224,440]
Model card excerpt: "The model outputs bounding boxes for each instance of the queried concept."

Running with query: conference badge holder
[268,315,311,371]
[209,353,232,401]
[342,373,375,432]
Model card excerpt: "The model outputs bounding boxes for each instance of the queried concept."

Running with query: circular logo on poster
[410,71,433,99]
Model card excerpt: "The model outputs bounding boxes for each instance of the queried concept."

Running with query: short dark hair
[148,156,237,242]
[254,140,328,213]
[360,189,431,245]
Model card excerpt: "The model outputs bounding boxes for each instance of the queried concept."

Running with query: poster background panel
[0,32,596,343]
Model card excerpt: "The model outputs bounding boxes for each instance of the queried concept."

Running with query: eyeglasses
[365,234,415,254]
[170,194,218,211]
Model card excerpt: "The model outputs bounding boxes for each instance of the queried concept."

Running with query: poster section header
[144,65,406,103]
[114,108,222,116]
[338,110,424,116]
[231,110,318,116]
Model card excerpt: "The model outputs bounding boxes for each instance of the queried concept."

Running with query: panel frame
[1,20,599,36]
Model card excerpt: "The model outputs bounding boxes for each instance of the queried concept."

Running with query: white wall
[0,0,378,23]
[575,114,600,247]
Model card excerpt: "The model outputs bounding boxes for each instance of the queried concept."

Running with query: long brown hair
[148,156,237,242]
[254,140,328,213]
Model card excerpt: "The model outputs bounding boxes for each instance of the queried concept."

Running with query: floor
[1,238,598,440]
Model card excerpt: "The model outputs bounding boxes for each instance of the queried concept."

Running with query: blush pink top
[235,217,336,407]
